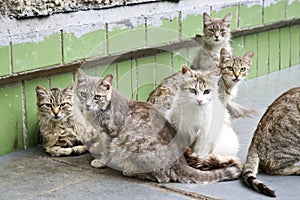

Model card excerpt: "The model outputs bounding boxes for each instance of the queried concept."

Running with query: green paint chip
[269,29,280,73]
[117,60,134,99]
[264,0,286,24]
[257,32,269,76]
[108,26,144,54]
[147,18,179,47]
[286,0,300,20]
[182,14,203,39]
[245,34,257,78]
[239,4,262,28]
[50,73,74,89]
[232,37,245,56]
[0,84,24,156]
[279,27,290,69]
[155,52,172,85]
[63,29,105,63]
[12,33,61,73]
[290,25,300,66]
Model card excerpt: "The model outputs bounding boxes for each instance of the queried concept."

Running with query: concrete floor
[0,65,299,200]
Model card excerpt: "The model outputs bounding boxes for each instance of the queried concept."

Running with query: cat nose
[85,104,91,110]
[197,100,203,105]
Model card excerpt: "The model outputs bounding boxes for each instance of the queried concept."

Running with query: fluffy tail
[227,100,257,119]
[184,147,243,171]
[173,148,242,184]
[242,145,276,197]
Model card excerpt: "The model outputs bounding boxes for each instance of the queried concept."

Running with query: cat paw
[91,159,106,168]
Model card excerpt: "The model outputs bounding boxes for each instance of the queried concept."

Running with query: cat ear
[220,48,231,63]
[63,85,74,96]
[203,12,212,26]
[244,51,254,65]
[101,74,113,90]
[181,65,191,74]
[222,13,232,27]
[36,85,48,97]
[77,68,87,80]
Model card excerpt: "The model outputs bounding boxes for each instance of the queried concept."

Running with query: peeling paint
[0,0,254,44]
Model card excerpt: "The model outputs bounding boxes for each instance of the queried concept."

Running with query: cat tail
[242,144,276,197]
[227,100,257,119]
[184,147,243,171]
[174,148,242,184]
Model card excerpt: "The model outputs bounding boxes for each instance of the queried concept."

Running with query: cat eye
[189,88,197,95]
[203,89,211,95]
[227,66,233,71]
[208,28,214,32]
[80,92,87,98]
[94,95,101,100]
[240,67,246,72]
[220,28,225,32]
[45,103,52,108]
[60,103,66,107]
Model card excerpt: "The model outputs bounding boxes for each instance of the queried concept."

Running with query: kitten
[75,68,242,183]
[36,85,87,157]
[191,12,232,71]
[167,66,240,158]
[218,48,257,119]
[242,87,300,197]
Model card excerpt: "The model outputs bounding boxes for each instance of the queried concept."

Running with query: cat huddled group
[36,12,300,198]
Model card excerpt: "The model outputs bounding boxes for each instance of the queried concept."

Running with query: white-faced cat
[167,66,240,158]
[74,68,242,183]
[242,87,300,197]
[191,12,232,71]
[218,48,257,119]
[36,85,87,156]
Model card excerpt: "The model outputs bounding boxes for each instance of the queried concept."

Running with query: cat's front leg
[90,153,110,168]
[192,134,213,158]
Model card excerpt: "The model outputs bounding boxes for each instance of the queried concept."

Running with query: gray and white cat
[242,87,300,197]
[167,66,240,158]
[36,85,87,156]
[74,68,242,183]
[191,12,232,71]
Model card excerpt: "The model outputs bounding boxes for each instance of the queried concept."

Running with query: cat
[148,12,232,115]
[166,66,240,158]
[242,87,300,197]
[191,12,232,71]
[74,68,242,183]
[218,48,257,119]
[36,85,87,157]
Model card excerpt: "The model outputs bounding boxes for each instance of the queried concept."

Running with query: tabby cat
[242,87,300,197]
[191,12,232,71]
[218,48,257,118]
[74,68,242,183]
[36,85,87,156]
[167,66,240,158]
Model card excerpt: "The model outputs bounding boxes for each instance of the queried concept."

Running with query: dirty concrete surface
[0,65,299,200]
